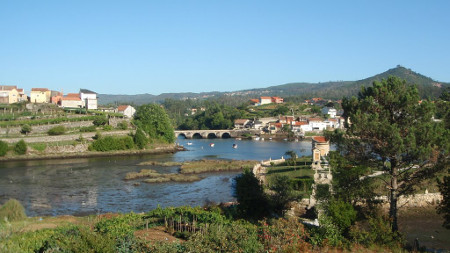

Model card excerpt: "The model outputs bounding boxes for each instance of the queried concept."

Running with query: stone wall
[377,192,443,208]
[108,117,131,127]
[0,121,94,135]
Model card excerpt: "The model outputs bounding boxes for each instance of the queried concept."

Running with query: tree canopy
[331,76,448,232]
[134,104,175,143]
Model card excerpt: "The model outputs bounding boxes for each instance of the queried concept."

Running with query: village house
[312,136,330,156]
[308,117,327,131]
[291,121,311,133]
[51,91,63,105]
[80,89,98,110]
[61,93,83,108]
[321,107,337,118]
[0,86,26,104]
[234,119,250,129]
[117,105,136,118]
[271,96,284,104]
[260,96,272,105]
[30,88,51,103]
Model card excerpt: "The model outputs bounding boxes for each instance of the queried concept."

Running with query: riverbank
[0,144,185,162]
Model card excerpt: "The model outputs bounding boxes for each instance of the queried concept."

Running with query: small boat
[235,137,242,140]
[269,137,272,140]
[210,143,215,147]
[187,142,193,145]
[261,138,264,141]
[254,137,260,141]
[232,144,238,149]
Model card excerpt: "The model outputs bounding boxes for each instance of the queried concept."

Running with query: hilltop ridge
[99,66,449,105]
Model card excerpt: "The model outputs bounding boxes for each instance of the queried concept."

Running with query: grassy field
[179,159,256,174]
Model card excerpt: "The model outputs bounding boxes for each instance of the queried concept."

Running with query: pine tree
[334,76,448,232]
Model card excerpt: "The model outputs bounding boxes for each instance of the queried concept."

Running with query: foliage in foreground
[14,139,27,155]
[0,199,27,223]
[0,140,8,156]
[89,135,135,151]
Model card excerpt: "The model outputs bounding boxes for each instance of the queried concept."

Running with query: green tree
[284,150,298,170]
[133,128,148,149]
[134,104,175,143]
[335,76,448,232]
[0,140,8,156]
[92,116,108,126]
[269,175,296,215]
[47,125,66,135]
[233,169,269,219]
[437,167,450,229]
[14,140,27,155]
[21,124,32,135]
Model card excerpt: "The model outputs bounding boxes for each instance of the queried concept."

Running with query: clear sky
[1,0,449,95]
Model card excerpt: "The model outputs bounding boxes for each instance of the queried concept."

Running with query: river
[0,138,313,216]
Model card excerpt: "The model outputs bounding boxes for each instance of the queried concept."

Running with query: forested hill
[98,66,449,105]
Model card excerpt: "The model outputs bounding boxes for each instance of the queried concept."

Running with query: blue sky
[1,1,449,95]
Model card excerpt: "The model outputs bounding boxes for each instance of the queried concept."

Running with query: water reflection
[0,138,314,216]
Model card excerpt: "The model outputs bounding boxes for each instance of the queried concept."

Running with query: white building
[308,118,327,131]
[80,89,98,110]
[321,107,337,118]
[117,105,136,118]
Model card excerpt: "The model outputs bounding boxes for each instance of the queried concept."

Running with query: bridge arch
[221,132,231,138]
[177,133,187,139]
[207,133,217,139]
[192,133,203,139]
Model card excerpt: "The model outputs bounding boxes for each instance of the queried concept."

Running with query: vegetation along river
[0,138,313,217]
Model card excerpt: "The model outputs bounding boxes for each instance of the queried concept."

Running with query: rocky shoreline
[0,144,185,162]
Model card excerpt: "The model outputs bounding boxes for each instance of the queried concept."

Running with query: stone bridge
[175,129,258,139]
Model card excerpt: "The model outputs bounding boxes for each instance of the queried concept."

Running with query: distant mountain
[98,66,449,105]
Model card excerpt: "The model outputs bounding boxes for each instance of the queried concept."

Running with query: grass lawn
[266,166,314,181]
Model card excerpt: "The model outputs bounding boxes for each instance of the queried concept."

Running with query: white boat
[261,138,264,141]
[235,137,242,140]
[254,137,260,141]
[187,142,193,145]
[210,143,215,147]
[232,144,238,149]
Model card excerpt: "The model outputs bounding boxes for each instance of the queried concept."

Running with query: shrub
[103,125,113,131]
[349,215,404,248]
[234,169,270,219]
[14,140,27,155]
[315,184,331,201]
[92,116,108,126]
[117,121,128,130]
[21,124,32,135]
[0,199,27,222]
[89,136,135,151]
[269,175,296,215]
[326,199,357,232]
[259,218,310,252]
[0,140,8,156]
[79,125,97,132]
[29,143,46,152]
[47,125,66,135]
[134,128,148,149]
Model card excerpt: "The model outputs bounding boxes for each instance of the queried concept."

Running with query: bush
[315,184,331,201]
[234,169,270,219]
[269,175,296,215]
[92,116,108,126]
[349,215,404,248]
[89,136,135,151]
[79,125,97,132]
[326,199,357,232]
[259,218,310,252]
[21,124,32,135]
[134,128,148,149]
[14,140,27,155]
[117,121,128,130]
[47,125,66,135]
[0,140,8,156]
[103,125,113,131]
[0,199,27,222]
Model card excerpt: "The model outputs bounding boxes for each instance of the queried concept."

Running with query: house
[80,89,98,110]
[321,107,337,118]
[308,118,327,131]
[260,96,272,105]
[117,105,136,118]
[0,86,27,104]
[51,91,63,105]
[30,88,51,103]
[234,119,250,129]
[61,93,83,108]
[268,122,283,134]
[271,96,284,104]
[312,136,330,156]
[292,121,311,133]
[249,99,260,106]
[279,116,295,125]
[0,86,15,104]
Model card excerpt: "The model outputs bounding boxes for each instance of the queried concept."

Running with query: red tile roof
[0,85,17,91]
[313,136,327,143]
[62,96,81,101]
[308,118,323,122]
[66,93,80,97]
[294,121,308,126]
[234,119,249,124]
[117,105,129,111]
[250,99,259,103]
[260,96,272,99]
[31,88,49,92]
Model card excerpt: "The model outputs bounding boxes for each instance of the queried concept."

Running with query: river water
[0,138,313,216]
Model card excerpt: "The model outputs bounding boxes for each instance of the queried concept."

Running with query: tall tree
[134,104,175,143]
[334,76,448,232]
